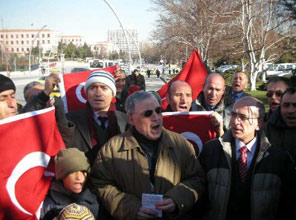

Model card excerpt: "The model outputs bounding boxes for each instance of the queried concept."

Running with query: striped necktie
[239,146,248,182]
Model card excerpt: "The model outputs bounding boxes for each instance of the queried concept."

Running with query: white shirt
[235,135,258,169]
[93,112,108,128]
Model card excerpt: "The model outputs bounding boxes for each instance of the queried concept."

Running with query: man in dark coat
[67,70,128,165]
[126,69,145,90]
[265,87,296,160]
[200,96,296,220]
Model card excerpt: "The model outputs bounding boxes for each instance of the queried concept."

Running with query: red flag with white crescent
[157,50,208,110]
[59,66,117,113]
[162,111,216,156]
[0,107,65,220]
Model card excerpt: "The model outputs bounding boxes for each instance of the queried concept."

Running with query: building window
[17,48,19,52]
[32,34,34,38]
[42,34,45,38]
[16,34,18,38]
[26,34,29,38]
[47,34,50,37]
[48,40,50,44]
[16,41,18,45]
[21,41,24,44]
[0,35,3,38]
[42,40,45,44]
[12,48,14,52]
[27,48,29,52]
[11,35,13,38]
[27,40,29,44]
[21,34,24,38]
[11,41,13,45]
[21,48,24,51]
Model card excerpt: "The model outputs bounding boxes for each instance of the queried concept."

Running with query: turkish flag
[162,112,216,156]
[59,66,117,113]
[0,107,65,220]
[157,50,208,110]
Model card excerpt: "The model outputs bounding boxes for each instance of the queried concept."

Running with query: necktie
[98,116,107,129]
[239,146,248,182]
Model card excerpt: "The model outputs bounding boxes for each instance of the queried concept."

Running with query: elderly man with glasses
[90,91,205,220]
[265,76,289,121]
[199,96,296,220]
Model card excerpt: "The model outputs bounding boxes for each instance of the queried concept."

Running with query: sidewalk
[0,69,41,78]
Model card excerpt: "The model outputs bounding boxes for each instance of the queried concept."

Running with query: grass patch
[246,90,269,112]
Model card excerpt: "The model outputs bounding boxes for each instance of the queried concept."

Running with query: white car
[266,63,296,77]
[216,65,238,73]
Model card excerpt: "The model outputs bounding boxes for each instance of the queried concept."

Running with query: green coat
[90,128,205,220]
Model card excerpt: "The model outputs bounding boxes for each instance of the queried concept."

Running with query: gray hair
[125,91,155,115]
[236,96,265,119]
[23,81,44,101]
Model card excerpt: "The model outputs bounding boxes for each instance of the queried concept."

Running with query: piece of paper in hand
[142,193,163,217]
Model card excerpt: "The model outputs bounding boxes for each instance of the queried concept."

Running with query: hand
[137,206,158,220]
[156,198,176,213]
[210,112,224,136]
[44,73,60,96]
[114,66,125,80]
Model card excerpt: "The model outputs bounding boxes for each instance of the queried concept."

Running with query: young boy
[40,148,99,220]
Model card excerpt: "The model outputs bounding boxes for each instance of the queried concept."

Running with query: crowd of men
[0,67,295,220]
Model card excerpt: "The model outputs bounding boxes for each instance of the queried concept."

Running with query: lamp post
[126,30,142,72]
[29,25,47,74]
[102,0,132,74]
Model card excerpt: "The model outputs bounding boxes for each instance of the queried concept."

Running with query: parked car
[71,67,90,73]
[216,64,239,73]
[266,63,296,78]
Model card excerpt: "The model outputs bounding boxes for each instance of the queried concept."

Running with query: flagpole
[103,0,132,74]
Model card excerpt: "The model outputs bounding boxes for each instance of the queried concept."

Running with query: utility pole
[29,25,47,74]
[103,0,132,74]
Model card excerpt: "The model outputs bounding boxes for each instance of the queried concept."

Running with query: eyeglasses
[266,90,283,98]
[230,112,258,122]
[141,107,162,117]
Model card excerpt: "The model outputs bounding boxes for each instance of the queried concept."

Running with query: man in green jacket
[90,91,205,220]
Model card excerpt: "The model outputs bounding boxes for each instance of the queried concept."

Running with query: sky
[0,0,158,44]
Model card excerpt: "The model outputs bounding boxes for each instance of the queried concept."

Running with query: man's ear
[127,113,134,125]
[257,118,264,130]
[166,93,170,104]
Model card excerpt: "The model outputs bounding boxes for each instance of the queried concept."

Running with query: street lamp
[102,0,132,74]
[29,25,47,74]
[126,30,142,72]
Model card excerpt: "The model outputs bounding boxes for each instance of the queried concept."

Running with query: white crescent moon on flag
[6,152,51,216]
[181,132,203,156]
[76,82,87,103]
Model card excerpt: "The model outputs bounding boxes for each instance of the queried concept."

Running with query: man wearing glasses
[90,91,205,220]
[265,77,289,121]
[265,88,296,160]
[199,96,296,220]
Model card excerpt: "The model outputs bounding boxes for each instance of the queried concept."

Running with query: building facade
[107,28,139,56]
[0,29,58,55]
[60,35,85,47]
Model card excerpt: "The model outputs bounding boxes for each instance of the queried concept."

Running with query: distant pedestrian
[146,68,151,78]
[156,69,160,78]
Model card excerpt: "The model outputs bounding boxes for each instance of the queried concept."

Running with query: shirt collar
[235,134,257,155]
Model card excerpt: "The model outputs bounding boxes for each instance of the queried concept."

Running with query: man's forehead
[282,93,296,102]
[0,89,15,96]
[267,81,287,90]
